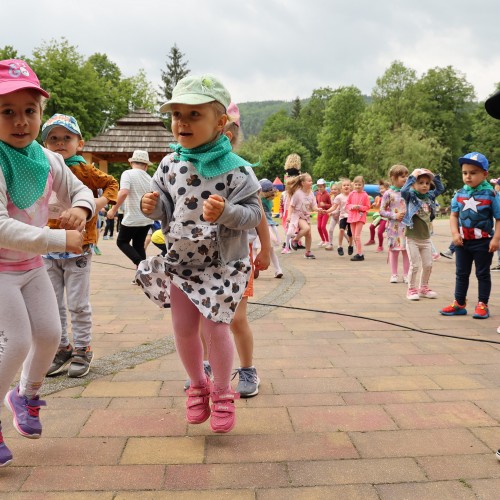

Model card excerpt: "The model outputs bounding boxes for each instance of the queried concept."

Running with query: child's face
[302,175,313,191]
[393,173,408,188]
[171,103,227,149]
[317,184,326,192]
[330,186,340,197]
[353,180,364,192]
[44,125,84,160]
[341,181,351,194]
[0,89,42,148]
[413,175,432,195]
[379,186,387,195]
[462,163,488,188]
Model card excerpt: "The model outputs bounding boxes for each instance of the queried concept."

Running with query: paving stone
[417,454,500,481]
[81,380,162,397]
[257,485,379,499]
[376,480,477,499]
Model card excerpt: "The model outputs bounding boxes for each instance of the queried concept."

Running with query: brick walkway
[1,218,500,498]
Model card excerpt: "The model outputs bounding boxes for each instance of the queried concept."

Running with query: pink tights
[389,249,409,276]
[350,221,364,255]
[170,284,234,393]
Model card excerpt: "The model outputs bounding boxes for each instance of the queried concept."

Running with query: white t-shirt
[120,168,152,226]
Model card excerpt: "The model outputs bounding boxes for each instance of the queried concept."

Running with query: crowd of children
[1,57,500,467]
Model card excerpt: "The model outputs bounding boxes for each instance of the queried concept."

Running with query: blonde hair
[353,175,365,185]
[286,172,311,197]
[378,179,390,189]
[284,153,302,171]
[388,164,409,181]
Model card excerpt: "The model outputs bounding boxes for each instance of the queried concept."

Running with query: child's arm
[357,193,371,212]
[430,174,445,198]
[92,167,119,212]
[254,198,271,271]
[450,212,462,247]
[326,202,339,215]
[490,219,500,253]
[400,176,415,201]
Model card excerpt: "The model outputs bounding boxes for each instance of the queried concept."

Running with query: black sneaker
[68,347,93,378]
[348,246,354,255]
[46,344,73,376]
[337,247,344,256]
[496,449,500,461]
[350,254,365,261]
[304,252,316,259]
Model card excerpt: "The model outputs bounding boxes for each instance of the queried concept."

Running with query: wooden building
[82,108,174,173]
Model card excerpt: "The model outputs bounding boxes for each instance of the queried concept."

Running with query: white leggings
[0,267,61,404]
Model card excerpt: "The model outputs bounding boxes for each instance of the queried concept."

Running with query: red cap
[0,59,49,97]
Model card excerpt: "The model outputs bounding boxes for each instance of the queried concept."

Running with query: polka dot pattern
[0,141,50,209]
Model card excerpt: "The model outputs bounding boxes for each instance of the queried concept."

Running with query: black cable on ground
[249,302,500,346]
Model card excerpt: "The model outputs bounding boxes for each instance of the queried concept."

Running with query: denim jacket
[401,174,444,229]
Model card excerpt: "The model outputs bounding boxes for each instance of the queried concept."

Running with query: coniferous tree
[159,44,189,106]
[291,97,302,119]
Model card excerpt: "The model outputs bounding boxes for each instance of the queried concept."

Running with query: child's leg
[295,219,312,251]
[389,249,399,275]
[419,240,433,287]
[230,297,253,369]
[346,223,353,246]
[406,238,421,289]
[377,220,386,248]
[317,213,329,243]
[402,250,410,277]
[367,223,375,243]
[170,284,205,387]
[351,222,364,255]
[473,240,494,304]
[338,227,345,247]
[18,268,61,398]
[454,245,473,304]
[328,217,337,245]
[270,250,282,275]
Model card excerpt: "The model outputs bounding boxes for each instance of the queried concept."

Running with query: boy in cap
[315,178,332,247]
[42,114,118,377]
[439,152,500,319]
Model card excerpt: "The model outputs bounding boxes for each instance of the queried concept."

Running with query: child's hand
[203,194,225,222]
[452,233,463,247]
[59,207,89,231]
[254,248,271,271]
[489,239,500,253]
[395,211,404,221]
[65,230,84,253]
[141,192,159,215]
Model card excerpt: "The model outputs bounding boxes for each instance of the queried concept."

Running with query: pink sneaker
[281,247,291,255]
[210,389,240,433]
[407,287,420,300]
[376,246,384,252]
[419,286,437,299]
[365,240,375,246]
[185,378,211,424]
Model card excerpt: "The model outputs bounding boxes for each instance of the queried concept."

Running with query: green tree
[0,45,23,60]
[314,86,366,180]
[291,97,302,119]
[159,44,189,104]
[88,53,121,85]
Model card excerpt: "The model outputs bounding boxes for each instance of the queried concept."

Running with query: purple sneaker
[4,386,46,439]
[0,422,13,467]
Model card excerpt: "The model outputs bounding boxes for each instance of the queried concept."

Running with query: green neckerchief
[462,180,494,194]
[65,155,86,167]
[170,134,255,179]
[390,185,401,192]
[411,189,429,200]
[0,140,50,209]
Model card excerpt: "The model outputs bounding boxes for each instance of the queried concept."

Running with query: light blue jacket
[401,174,444,229]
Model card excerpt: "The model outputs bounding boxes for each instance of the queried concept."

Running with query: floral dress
[380,188,406,251]
[136,158,253,324]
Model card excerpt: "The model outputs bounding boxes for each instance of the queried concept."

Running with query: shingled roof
[83,108,174,164]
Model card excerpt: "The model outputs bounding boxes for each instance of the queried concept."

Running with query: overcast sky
[3,0,500,104]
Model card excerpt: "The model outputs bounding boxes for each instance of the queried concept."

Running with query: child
[380,164,410,283]
[326,182,340,250]
[280,153,302,253]
[286,172,318,259]
[0,59,95,467]
[346,175,371,261]
[315,178,331,247]
[41,114,118,377]
[366,180,390,251]
[401,168,444,300]
[325,178,353,256]
[137,75,262,433]
[440,152,500,318]
[259,178,283,278]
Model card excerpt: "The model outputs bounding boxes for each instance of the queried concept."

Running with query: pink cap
[227,102,240,127]
[0,59,49,97]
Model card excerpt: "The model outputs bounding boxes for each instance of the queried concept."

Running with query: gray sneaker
[184,363,213,391]
[46,344,73,376]
[234,367,260,398]
[68,347,93,378]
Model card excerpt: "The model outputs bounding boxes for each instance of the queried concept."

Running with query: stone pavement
[1,218,500,498]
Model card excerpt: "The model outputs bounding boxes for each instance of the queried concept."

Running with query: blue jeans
[454,238,493,305]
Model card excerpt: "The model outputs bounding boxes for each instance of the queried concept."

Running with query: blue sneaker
[4,386,46,439]
[233,367,260,398]
[0,422,13,467]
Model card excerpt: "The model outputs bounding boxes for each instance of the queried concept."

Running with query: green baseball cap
[159,74,231,113]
